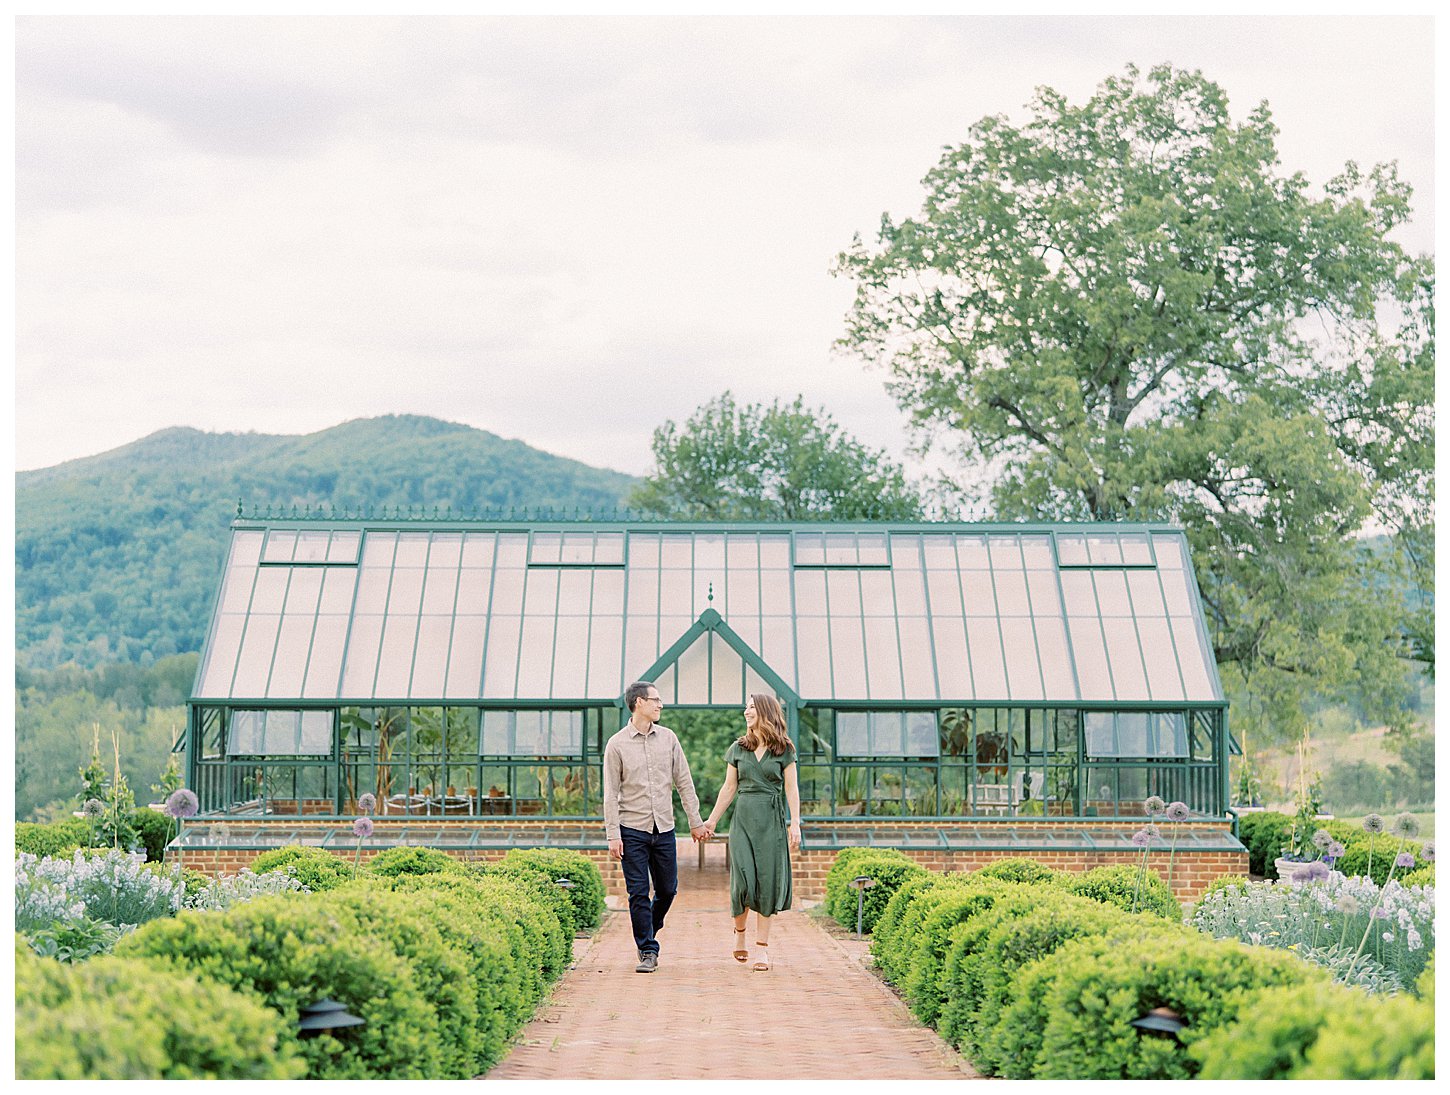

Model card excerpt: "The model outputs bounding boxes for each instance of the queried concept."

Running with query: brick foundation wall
[174,817,1243,904]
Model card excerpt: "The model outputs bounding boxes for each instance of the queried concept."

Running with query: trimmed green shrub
[1397,863,1434,888]
[115,895,442,1079]
[823,848,928,934]
[474,864,578,965]
[1061,864,1179,920]
[250,844,355,891]
[971,857,1061,885]
[497,847,606,932]
[962,895,1140,1072]
[365,845,468,878]
[1235,811,1291,876]
[869,872,961,971]
[1194,874,1251,908]
[15,817,89,858]
[1192,973,1435,1079]
[872,872,985,987]
[1336,838,1427,886]
[1021,931,1325,1079]
[15,940,306,1079]
[899,878,1023,1025]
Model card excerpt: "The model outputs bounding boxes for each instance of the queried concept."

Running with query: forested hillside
[16,415,638,669]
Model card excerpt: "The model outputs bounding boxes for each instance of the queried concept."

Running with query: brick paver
[486,839,978,1080]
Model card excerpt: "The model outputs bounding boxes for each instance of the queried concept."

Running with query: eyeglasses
[647,696,663,704]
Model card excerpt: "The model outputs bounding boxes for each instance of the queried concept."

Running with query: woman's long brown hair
[740,693,793,756]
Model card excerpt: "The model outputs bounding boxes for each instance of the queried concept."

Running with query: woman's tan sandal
[752,942,770,971]
[732,928,748,962]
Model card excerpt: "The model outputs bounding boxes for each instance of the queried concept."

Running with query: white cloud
[15,15,1434,479]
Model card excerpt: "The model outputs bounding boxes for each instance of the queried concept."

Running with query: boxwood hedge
[493,847,606,933]
[823,847,928,934]
[250,844,355,891]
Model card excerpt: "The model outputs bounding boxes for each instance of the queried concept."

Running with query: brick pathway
[486,840,978,1080]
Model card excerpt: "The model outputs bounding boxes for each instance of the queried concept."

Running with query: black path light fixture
[1130,1006,1187,1039]
[297,998,367,1039]
[848,875,876,939]
[555,878,577,890]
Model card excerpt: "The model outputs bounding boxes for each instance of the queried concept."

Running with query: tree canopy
[628,392,924,520]
[834,64,1432,743]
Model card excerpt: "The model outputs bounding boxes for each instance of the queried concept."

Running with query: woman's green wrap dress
[726,741,794,917]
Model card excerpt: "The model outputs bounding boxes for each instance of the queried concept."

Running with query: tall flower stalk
[1346,813,1420,980]
[352,793,376,879]
[1165,801,1190,893]
[163,788,199,878]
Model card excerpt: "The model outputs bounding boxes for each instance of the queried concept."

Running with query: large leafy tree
[629,392,924,520]
[834,64,1432,744]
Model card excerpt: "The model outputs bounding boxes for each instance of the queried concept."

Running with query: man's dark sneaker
[635,952,658,973]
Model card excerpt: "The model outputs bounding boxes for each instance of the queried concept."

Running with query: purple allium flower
[1362,814,1385,835]
[352,817,374,839]
[1324,840,1346,860]
[1303,861,1330,882]
[1421,841,1435,863]
[1395,851,1416,869]
[1166,801,1190,822]
[1289,865,1313,883]
[1143,795,1166,816]
[1391,814,1419,839]
[1312,828,1334,850]
[357,793,377,815]
[1131,829,1153,848]
[81,798,105,819]
[1372,905,1389,920]
[164,788,199,819]
[208,823,231,841]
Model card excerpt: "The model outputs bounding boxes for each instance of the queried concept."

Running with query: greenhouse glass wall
[185,515,1233,833]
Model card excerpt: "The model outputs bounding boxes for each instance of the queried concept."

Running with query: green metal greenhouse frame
[184,511,1235,830]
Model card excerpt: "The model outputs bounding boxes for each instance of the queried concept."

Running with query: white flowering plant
[15,849,184,931]
[1190,871,1434,993]
[185,867,308,911]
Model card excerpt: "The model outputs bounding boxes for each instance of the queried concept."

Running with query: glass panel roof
[194,523,1225,705]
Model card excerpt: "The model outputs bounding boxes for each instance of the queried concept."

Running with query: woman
[703,693,801,971]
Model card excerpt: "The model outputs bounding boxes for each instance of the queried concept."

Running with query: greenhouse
[179,511,1244,890]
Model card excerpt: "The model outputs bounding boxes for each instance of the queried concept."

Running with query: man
[603,680,708,973]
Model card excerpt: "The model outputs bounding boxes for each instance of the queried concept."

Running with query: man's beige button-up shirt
[602,722,703,841]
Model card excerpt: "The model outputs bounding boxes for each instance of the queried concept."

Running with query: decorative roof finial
[707,582,714,604]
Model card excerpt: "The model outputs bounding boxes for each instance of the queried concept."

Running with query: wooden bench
[696,832,731,870]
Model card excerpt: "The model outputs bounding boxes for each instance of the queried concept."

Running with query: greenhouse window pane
[869,710,904,753]
[1120,532,1152,565]
[661,534,693,568]
[339,615,383,696]
[1083,712,1115,755]
[825,532,856,565]
[1001,618,1043,700]
[759,535,790,568]
[1060,571,1097,616]
[522,568,560,617]
[219,566,257,613]
[482,617,522,696]
[327,531,362,563]
[1172,621,1218,699]
[923,536,958,569]
[375,616,420,697]
[198,614,246,696]
[1117,713,1150,755]
[426,533,462,569]
[460,532,495,568]
[1020,534,1053,568]
[233,614,281,696]
[626,567,660,615]
[726,534,759,568]
[826,569,861,615]
[1032,615,1076,699]
[1102,619,1149,700]
[283,568,323,614]
[593,533,625,565]
[1136,617,1186,701]
[453,572,490,615]
[250,568,289,614]
[488,568,526,616]
[303,615,348,699]
[481,710,511,753]
[1151,534,1187,568]
[829,616,869,698]
[1067,618,1113,700]
[725,570,758,617]
[263,531,297,562]
[659,568,691,611]
[864,619,904,700]
[796,618,831,696]
[857,533,889,565]
[693,569,725,616]
[592,569,625,615]
[353,567,391,614]
[300,711,333,753]
[1126,569,1166,616]
[708,636,746,706]
[444,617,487,699]
[965,617,1008,700]
[794,570,827,616]
[421,566,459,614]
[515,618,557,697]
[267,615,315,697]
[898,617,937,698]
[1160,567,1196,615]
[956,534,991,568]
[837,711,869,755]
[927,569,965,614]
[930,617,972,698]
[760,617,794,683]
[906,711,939,756]
[621,617,658,685]
[794,533,825,565]
[859,569,895,616]
[495,534,528,567]
[992,569,1030,615]
[891,563,928,616]
[560,532,594,564]
[987,535,1021,566]
[227,710,266,753]
[1151,712,1189,757]
[1087,534,1123,565]
[1093,571,1133,616]
[556,568,592,613]
[586,616,624,697]
[386,568,424,615]
[1055,533,1090,566]
[759,568,791,610]
[394,533,430,567]
[409,616,452,698]
[293,531,330,562]
[231,530,265,566]
[1026,569,1063,615]
[551,616,590,697]
[361,532,397,567]
[695,534,725,569]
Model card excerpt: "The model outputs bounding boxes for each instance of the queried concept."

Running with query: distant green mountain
[15,415,638,669]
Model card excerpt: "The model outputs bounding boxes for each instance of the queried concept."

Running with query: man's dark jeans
[619,824,677,956]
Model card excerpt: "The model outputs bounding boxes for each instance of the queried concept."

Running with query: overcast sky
[13,15,1435,480]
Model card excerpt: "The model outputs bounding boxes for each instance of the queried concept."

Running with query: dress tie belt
[737,788,788,828]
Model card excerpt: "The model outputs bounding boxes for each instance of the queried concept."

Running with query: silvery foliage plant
[185,867,307,911]
[1190,871,1434,993]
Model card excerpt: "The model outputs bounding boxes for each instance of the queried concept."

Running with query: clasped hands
[691,822,716,843]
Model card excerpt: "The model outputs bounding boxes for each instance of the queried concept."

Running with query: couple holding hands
[602,682,801,973]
